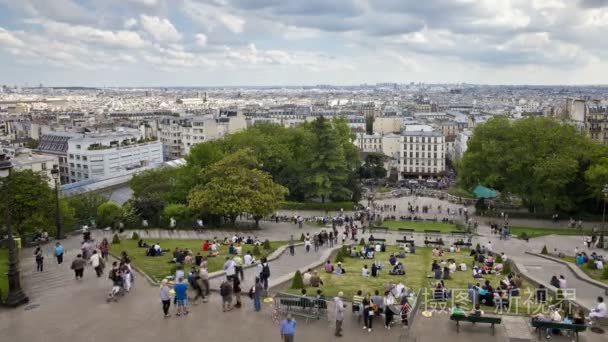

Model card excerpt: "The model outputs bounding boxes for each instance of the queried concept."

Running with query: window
[415,152,419,158]
[76,155,80,160]
[69,154,74,159]
[83,165,88,169]
[69,163,75,168]
[76,145,81,149]
[82,156,87,161]
[76,164,81,168]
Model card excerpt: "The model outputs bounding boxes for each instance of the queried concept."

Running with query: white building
[66,131,163,183]
[2,147,58,187]
[453,129,473,161]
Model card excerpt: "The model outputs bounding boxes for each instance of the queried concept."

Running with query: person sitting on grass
[371,262,379,277]
[588,296,607,323]
[366,247,375,259]
[389,262,405,276]
[334,262,346,275]
[324,260,334,273]
[472,266,483,278]
[431,260,440,272]
[389,254,397,266]
[433,266,442,280]
[302,269,312,286]
[451,303,466,316]
[448,261,457,273]
[362,265,370,277]
[310,271,324,287]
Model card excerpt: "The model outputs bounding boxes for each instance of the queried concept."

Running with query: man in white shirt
[223,257,236,280]
[596,259,604,270]
[486,241,493,253]
[90,250,103,277]
[244,252,254,266]
[590,296,607,320]
[303,270,312,286]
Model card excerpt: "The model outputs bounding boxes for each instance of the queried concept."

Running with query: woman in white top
[361,265,370,277]
[383,291,396,329]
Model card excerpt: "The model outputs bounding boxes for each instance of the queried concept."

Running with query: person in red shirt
[202,240,210,251]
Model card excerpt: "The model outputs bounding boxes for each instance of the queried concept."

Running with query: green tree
[291,270,304,289]
[365,115,374,135]
[122,201,140,229]
[97,202,123,229]
[0,170,54,237]
[162,204,192,228]
[359,153,388,179]
[132,197,164,225]
[67,192,107,225]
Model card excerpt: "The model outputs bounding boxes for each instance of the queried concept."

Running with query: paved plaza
[1,195,607,342]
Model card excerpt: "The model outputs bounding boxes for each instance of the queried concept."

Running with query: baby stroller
[107,271,125,302]
[385,303,410,328]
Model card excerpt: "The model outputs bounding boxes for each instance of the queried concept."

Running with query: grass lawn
[109,239,284,282]
[510,226,593,239]
[562,256,607,285]
[381,220,458,233]
[286,246,546,315]
[0,248,7,302]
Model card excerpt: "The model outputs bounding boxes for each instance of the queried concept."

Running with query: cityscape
[1,1,608,342]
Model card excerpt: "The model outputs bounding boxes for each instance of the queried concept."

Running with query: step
[502,315,533,342]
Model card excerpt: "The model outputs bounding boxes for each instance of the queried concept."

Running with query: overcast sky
[1,0,608,87]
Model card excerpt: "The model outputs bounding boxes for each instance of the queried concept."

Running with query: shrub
[540,245,548,255]
[475,243,481,251]
[131,231,140,240]
[602,265,608,280]
[300,233,305,242]
[359,238,366,246]
[97,202,123,229]
[111,234,120,244]
[495,254,503,263]
[502,261,511,275]
[335,245,348,263]
[519,232,528,240]
[587,258,596,269]
[252,245,261,257]
[263,239,271,250]
[291,270,304,289]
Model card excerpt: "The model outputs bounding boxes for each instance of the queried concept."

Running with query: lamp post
[0,155,29,307]
[51,166,63,240]
[602,184,608,249]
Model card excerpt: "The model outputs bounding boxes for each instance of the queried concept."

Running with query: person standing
[70,254,86,280]
[233,276,242,308]
[334,291,345,337]
[233,254,244,280]
[90,250,104,277]
[54,242,65,265]
[220,279,233,312]
[160,279,172,318]
[98,238,109,260]
[558,275,567,289]
[253,276,263,312]
[289,236,295,256]
[34,245,44,272]
[280,313,296,342]
[260,257,271,293]
[174,277,189,316]
[223,256,236,281]
[199,264,210,299]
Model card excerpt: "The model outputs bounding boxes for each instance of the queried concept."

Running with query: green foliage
[459,116,608,214]
[495,254,503,263]
[162,203,192,227]
[587,258,596,269]
[67,192,107,225]
[121,202,140,229]
[0,170,54,237]
[97,202,123,229]
[602,265,608,280]
[359,238,366,246]
[334,245,348,263]
[112,234,120,244]
[252,245,261,257]
[502,260,512,275]
[475,243,481,251]
[519,232,529,240]
[58,199,76,233]
[300,233,305,242]
[281,201,355,211]
[365,115,374,135]
[263,239,271,250]
[359,152,388,179]
[541,245,549,255]
[188,150,288,225]
[291,270,304,289]
[132,197,164,225]
[131,231,140,240]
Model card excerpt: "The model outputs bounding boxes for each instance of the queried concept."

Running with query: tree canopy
[459,116,608,213]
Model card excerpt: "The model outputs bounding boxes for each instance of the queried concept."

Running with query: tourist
[98,238,110,260]
[361,265,370,277]
[199,263,210,297]
[324,260,334,273]
[334,291,345,337]
[310,271,323,287]
[289,235,295,256]
[195,252,203,266]
[371,262,379,277]
[233,276,242,308]
[371,290,384,314]
[160,279,171,318]
[234,253,244,280]
[362,292,373,332]
[304,233,311,252]
[486,241,493,254]
[90,250,104,277]
[121,261,133,292]
[596,257,604,270]
[334,262,346,275]
[280,313,296,342]
[54,242,64,265]
[451,303,465,316]
[303,269,312,286]
[220,278,233,312]
[352,290,364,316]
[70,254,86,280]
[253,277,263,312]
[470,303,484,316]
[244,251,254,266]
[223,256,236,280]
[34,245,44,272]
[558,275,567,289]
[589,296,607,322]
[383,290,396,329]
[550,275,560,288]
[260,257,271,292]
[174,277,189,316]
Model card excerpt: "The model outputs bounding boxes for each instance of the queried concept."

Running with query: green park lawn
[109,239,284,282]
[381,220,458,233]
[510,226,593,239]
[562,256,608,285]
[286,246,545,315]
[0,248,7,301]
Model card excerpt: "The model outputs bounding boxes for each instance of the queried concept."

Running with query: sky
[1,0,608,87]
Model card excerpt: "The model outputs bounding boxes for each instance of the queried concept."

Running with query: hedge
[281,201,357,211]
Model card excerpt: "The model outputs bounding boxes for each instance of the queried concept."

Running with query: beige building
[6,148,59,187]
[374,117,403,134]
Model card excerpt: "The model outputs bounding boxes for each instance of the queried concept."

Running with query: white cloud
[195,33,208,47]
[139,15,182,43]
[124,18,138,29]
[0,27,25,48]
[182,0,246,34]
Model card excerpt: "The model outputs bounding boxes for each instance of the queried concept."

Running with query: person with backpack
[251,277,263,312]
[233,276,242,308]
[220,279,233,312]
[34,245,44,272]
[259,257,271,292]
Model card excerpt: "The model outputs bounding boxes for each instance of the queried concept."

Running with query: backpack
[261,264,270,278]
[248,286,255,299]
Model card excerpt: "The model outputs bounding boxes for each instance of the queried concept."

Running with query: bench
[530,320,587,342]
[369,238,387,243]
[274,293,328,322]
[450,314,502,335]
[396,239,415,244]
[454,241,472,247]
[424,240,445,246]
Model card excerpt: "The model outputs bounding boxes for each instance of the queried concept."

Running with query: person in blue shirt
[280,313,296,342]
[174,277,189,317]
[54,242,65,265]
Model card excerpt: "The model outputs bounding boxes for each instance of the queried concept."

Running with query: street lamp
[0,155,29,307]
[602,184,608,249]
[51,166,63,240]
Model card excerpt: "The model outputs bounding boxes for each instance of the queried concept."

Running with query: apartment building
[1,147,58,187]
[66,131,163,183]
[401,130,445,177]
[36,131,84,184]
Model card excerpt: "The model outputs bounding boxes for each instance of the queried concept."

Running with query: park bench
[454,241,472,247]
[274,292,328,322]
[369,237,387,243]
[450,314,502,335]
[424,240,444,246]
[530,320,587,342]
[396,239,415,244]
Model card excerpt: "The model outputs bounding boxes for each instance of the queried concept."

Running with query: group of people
[352,283,412,332]
[573,250,605,270]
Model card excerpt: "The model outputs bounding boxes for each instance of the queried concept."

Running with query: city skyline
[1,0,608,86]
